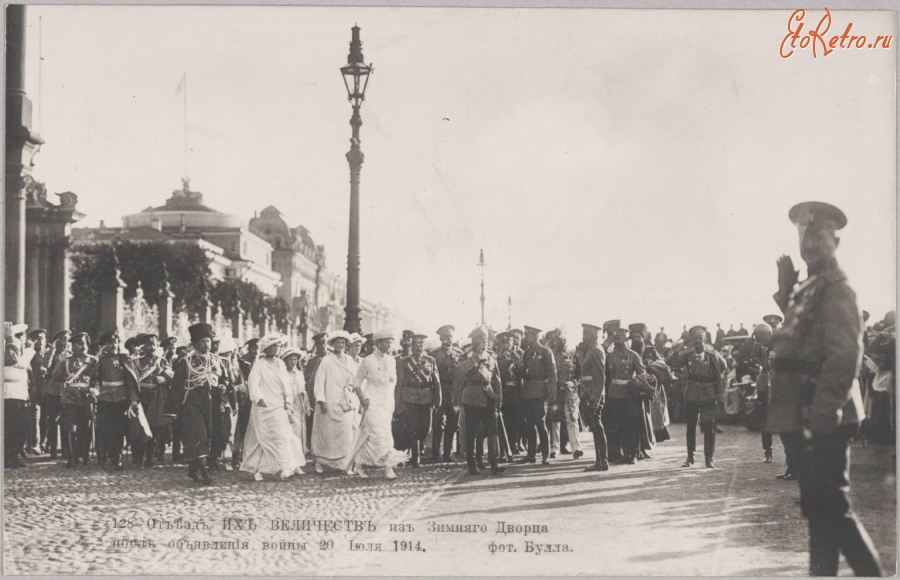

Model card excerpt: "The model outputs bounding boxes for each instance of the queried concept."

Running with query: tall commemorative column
[5,5,44,324]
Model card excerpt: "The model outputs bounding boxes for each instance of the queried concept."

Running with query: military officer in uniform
[452,327,504,476]
[51,332,97,468]
[604,327,645,464]
[93,330,140,470]
[161,336,177,365]
[231,338,258,469]
[768,201,882,576]
[431,324,462,462]
[397,333,442,467]
[496,331,522,459]
[666,326,726,468]
[516,326,557,465]
[124,333,173,468]
[575,323,608,471]
[764,314,783,329]
[42,330,71,460]
[734,323,775,462]
[168,323,226,485]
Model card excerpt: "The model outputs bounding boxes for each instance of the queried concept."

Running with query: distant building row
[72,179,393,341]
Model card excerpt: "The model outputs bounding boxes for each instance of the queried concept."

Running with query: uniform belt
[503,381,517,387]
[67,383,89,389]
[139,382,159,388]
[581,376,592,381]
[102,381,125,387]
[611,379,630,385]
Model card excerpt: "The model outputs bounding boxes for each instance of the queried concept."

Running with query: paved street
[4,423,896,576]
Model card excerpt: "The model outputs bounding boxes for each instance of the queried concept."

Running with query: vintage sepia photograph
[2,3,897,576]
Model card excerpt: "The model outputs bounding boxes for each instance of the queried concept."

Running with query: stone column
[158,270,174,340]
[98,255,126,335]
[6,5,44,323]
[231,300,244,343]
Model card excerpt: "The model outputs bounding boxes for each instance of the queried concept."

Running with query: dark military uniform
[519,343,557,462]
[733,336,772,457]
[769,257,881,576]
[52,352,97,467]
[41,346,68,459]
[604,344,645,462]
[575,341,607,466]
[169,352,226,471]
[213,354,240,468]
[550,346,577,455]
[497,348,522,457]
[432,344,462,461]
[666,344,725,466]
[452,351,503,474]
[93,351,139,467]
[397,354,441,467]
[124,354,173,467]
[231,355,255,468]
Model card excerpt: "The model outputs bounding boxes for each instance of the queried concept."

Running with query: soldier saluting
[768,201,882,576]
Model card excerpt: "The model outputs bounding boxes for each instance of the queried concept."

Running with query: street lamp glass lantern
[341,62,372,105]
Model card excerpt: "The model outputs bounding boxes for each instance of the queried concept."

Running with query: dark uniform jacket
[397,354,442,407]
[733,338,771,393]
[575,342,606,408]
[432,345,462,409]
[168,353,226,417]
[93,352,138,404]
[520,343,557,400]
[52,353,98,407]
[768,258,865,435]
[606,346,645,399]
[452,352,502,408]
[124,355,173,427]
[497,349,521,400]
[666,346,725,402]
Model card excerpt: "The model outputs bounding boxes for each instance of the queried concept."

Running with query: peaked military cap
[613,327,630,339]
[311,333,327,342]
[124,336,139,350]
[523,326,542,335]
[138,333,158,346]
[689,325,708,336]
[436,325,455,337]
[160,336,177,348]
[509,328,524,338]
[402,330,416,338]
[364,333,375,343]
[244,338,260,348]
[763,314,783,326]
[411,333,428,341]
[603,320,621,333]
[53,330,71,341]
[27,328,47,340]
[70,332,91,346]
[98,330,119,345]
[496,331,513,342]
[788,201,847,230]
[582,323,602,333]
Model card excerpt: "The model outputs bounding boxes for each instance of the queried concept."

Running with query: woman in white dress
[240,334,306,481]
[311,331,358,473]
[281,347,310,457]
[346,330,409,479]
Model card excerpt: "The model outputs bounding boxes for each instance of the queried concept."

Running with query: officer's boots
[764,449,773,463]
[489,454,505,475]
[703,425,716,468]
[681,452,695,468]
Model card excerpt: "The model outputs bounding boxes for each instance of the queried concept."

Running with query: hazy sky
[22,6,896,337]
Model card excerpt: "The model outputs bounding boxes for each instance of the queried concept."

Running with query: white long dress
[286,368,310,457]
[348,350,409,468]
[240,357,306,476]
[312,353,357,469]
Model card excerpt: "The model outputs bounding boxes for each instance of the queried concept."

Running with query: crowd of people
[1,200,894,575]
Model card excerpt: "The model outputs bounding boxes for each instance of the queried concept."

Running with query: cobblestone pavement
[3,424,896,576]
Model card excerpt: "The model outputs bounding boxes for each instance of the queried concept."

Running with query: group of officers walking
[1,200,886,576]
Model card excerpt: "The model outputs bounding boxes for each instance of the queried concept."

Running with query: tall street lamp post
[340,25,373,335]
